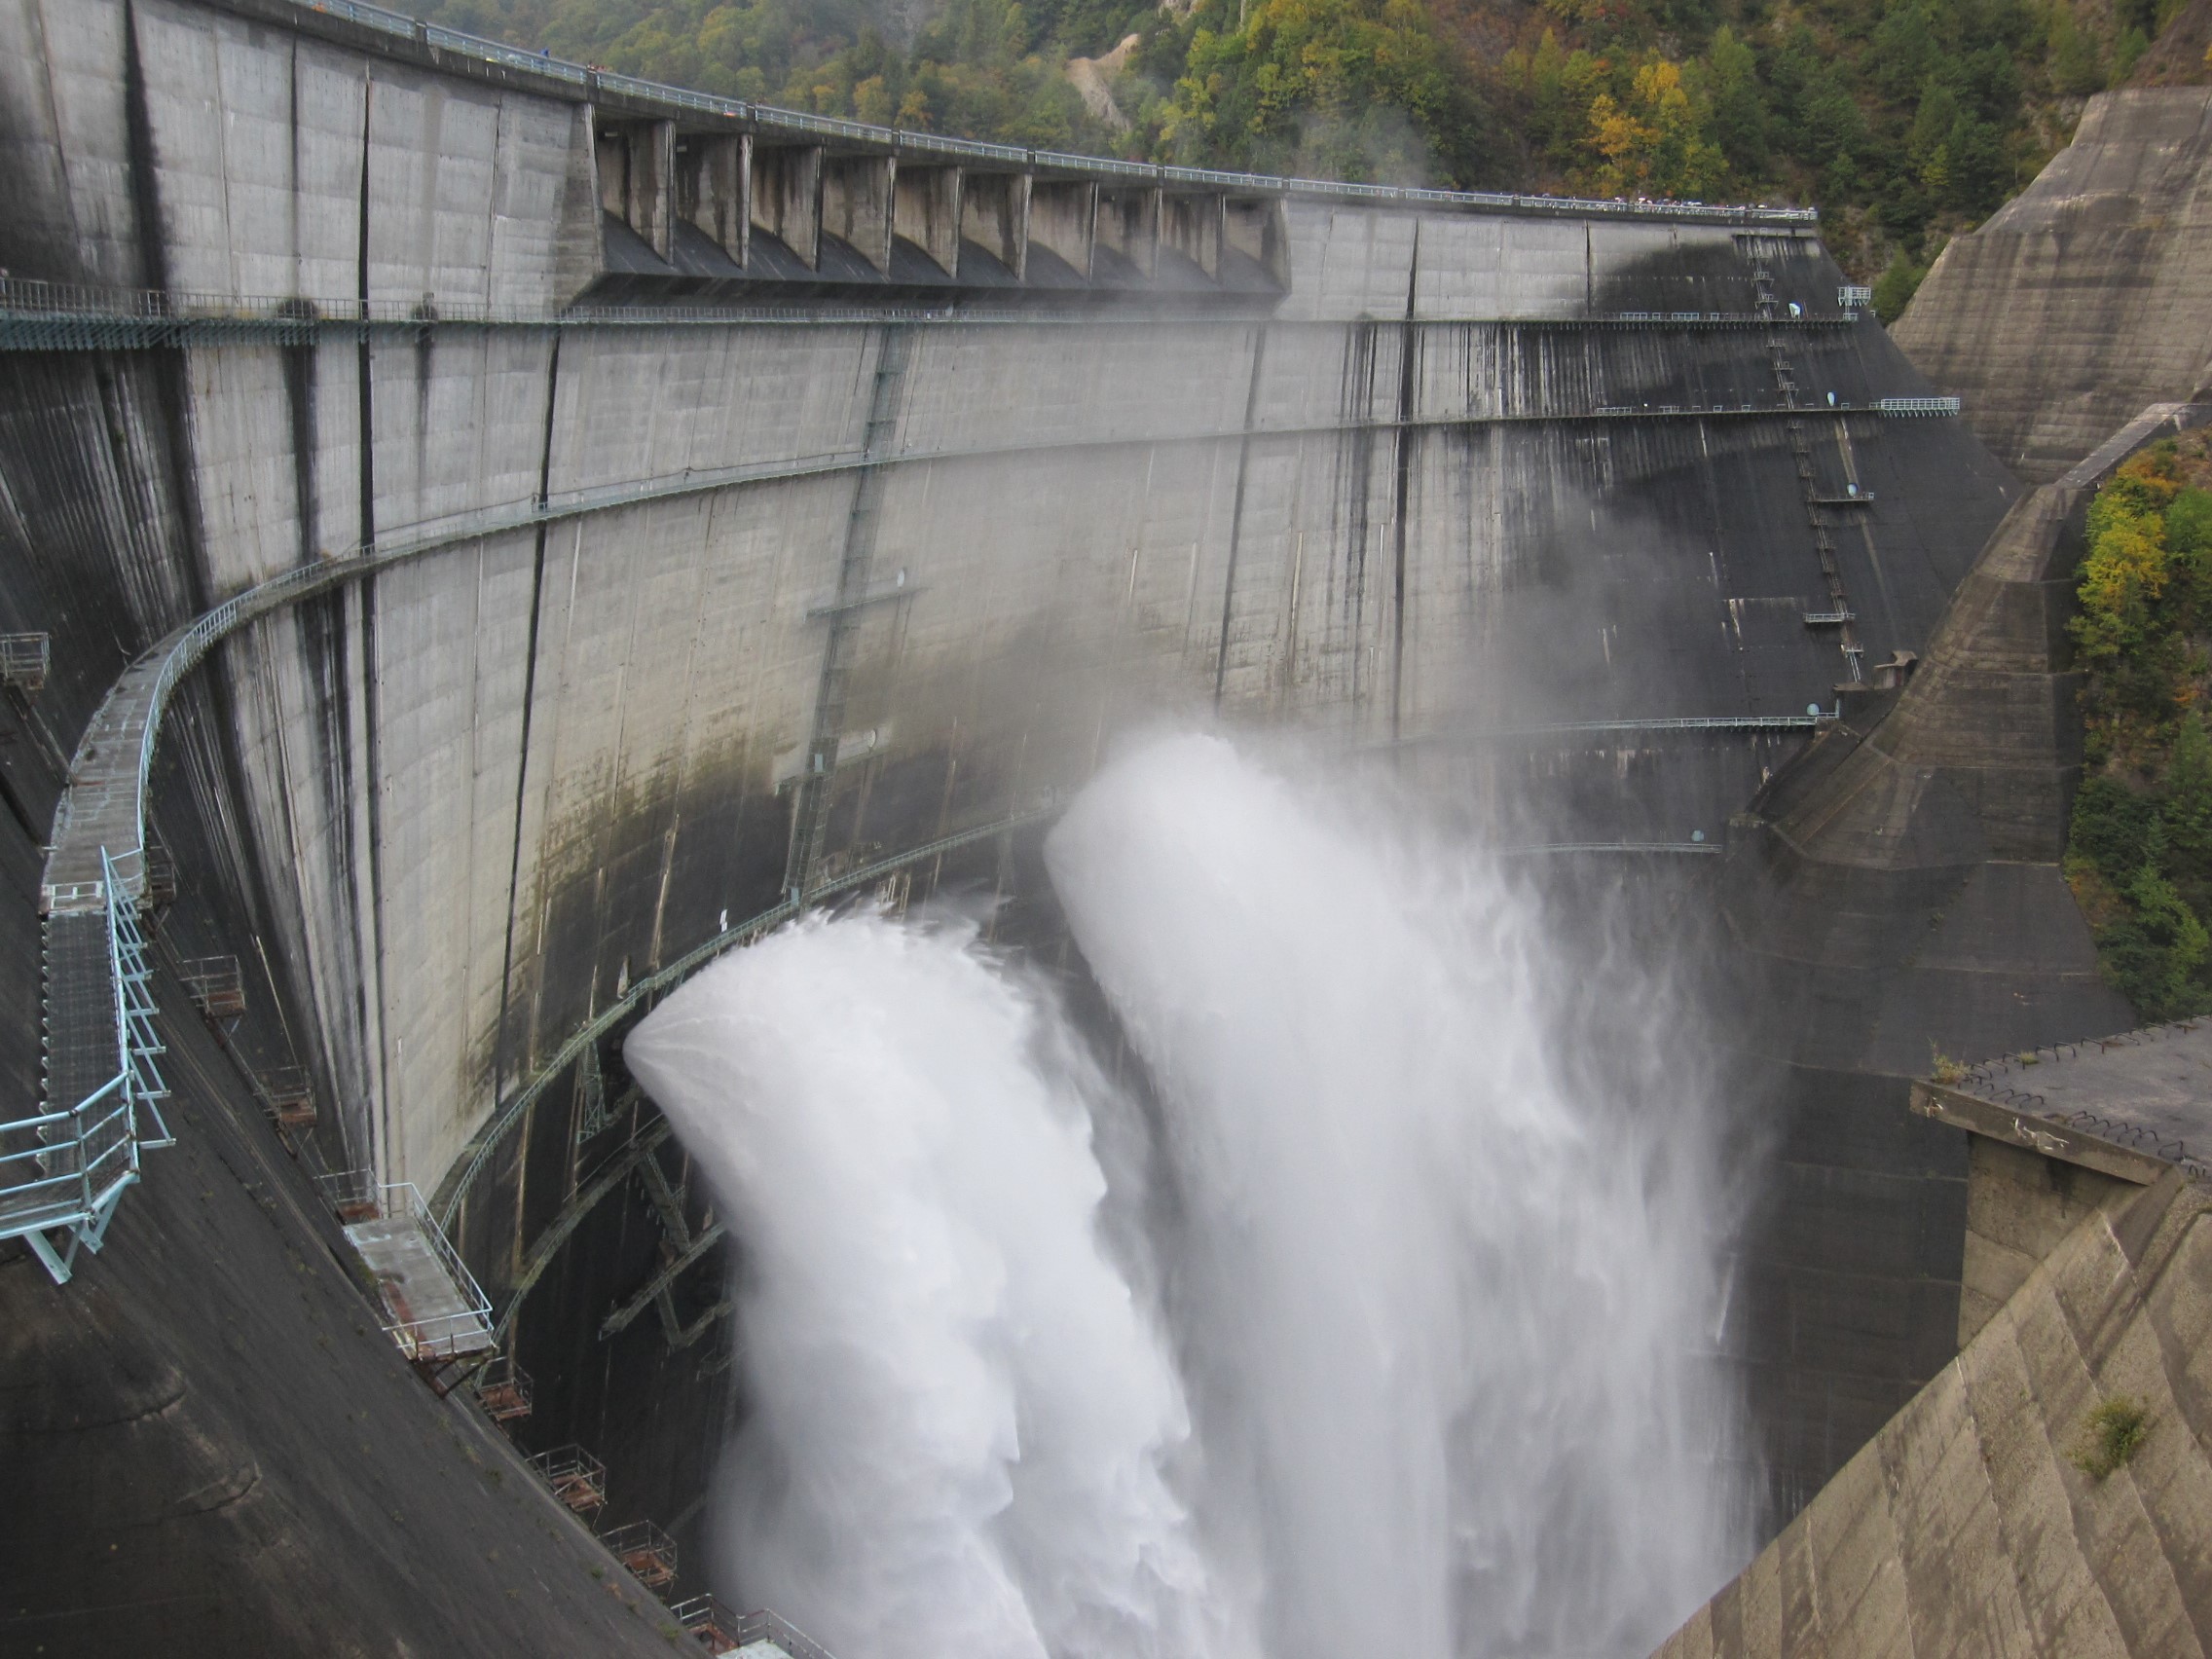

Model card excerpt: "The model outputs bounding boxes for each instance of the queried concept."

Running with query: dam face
[0,0,2027,1643]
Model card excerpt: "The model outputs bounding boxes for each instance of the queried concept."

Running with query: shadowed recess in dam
[625,733,1751,1659]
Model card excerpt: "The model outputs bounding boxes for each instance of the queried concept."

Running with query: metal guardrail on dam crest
[0,275,1871,350]
[286,0,1817,229]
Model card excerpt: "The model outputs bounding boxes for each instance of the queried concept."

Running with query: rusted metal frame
[634,1151,693,1245]
[654,1292,732,1350]
[601,1222,728,1340]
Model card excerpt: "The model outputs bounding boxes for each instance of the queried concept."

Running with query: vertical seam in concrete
[26,1,78,283]
[1337,321,1379,710]
[356,79,394,1183]
[121,1,171,303]
[123,2,302,1091]
[492,330,561,1111]
[1212,321,1271,709]
[287,36,302,300]
[1389,220,1420,743]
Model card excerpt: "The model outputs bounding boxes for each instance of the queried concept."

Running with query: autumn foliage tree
[419,0,2211,264]
[1586,58,1725,198]
[2064,436,2212,1019]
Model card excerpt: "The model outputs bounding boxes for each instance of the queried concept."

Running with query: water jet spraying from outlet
[628,731,1747,1659]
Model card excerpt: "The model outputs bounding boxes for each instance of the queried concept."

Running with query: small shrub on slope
[2072,1395,2152,1481]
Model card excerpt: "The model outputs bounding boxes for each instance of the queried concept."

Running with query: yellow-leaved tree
[1584,58,1725,201]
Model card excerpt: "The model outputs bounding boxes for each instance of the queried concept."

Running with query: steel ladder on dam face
[1,851,172,1282]
[1752,261,1867,684]
[787,325,916,899]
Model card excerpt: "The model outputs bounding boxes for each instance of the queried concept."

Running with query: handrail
[286,1,1817,227]
[350,1181,496,1358]
[1,850,170,1282]
[1494,841,1723,856]
[0,275,982,330]
[1387,713,1835,751]
[0,275,1858,336]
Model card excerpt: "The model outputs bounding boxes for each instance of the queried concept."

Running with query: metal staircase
[2,849,171,1282]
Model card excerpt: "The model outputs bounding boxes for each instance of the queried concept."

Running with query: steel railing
[602,1519,680,1587]
[730,1608,841,1659]
[529,1444,609,1513]
[0,850,171,1282]
[670,1602,843,1659]
[0,273,1860,341]
[0,630,49,689]
[352,1182,496,1360]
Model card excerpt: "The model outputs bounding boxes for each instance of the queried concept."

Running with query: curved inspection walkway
[36,358,1908,918]
[427,804,1060,1230]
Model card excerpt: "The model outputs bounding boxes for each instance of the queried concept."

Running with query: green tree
[2048,4,2106,95]
[2164,711,2212,864]
[1704,25,1765,177]
[2106,849,2210,1017]
[1871,247,1927,321]
[2066,439,2212,1020]
[1153,0,1493,184]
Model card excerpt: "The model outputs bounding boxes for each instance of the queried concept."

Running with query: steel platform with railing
[340,1183,497,1364]
[669,1600,841,1659]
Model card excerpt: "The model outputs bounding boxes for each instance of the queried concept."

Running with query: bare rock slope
[1894,87,2212,484]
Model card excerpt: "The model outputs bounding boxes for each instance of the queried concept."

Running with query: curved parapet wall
[1894,87,2212,484]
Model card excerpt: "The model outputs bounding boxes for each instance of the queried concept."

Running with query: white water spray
[1048,734,1744,1658]
[623,910,1224,1659]
[627,731,1746,1659]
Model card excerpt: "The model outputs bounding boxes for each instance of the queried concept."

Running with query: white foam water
[623,909,1225,1659]
[1046,733,1745,1659]
[625,730,1746,1659]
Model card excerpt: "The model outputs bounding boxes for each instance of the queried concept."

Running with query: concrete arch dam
[0,0,2021,1645]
